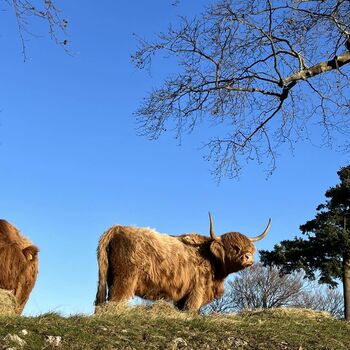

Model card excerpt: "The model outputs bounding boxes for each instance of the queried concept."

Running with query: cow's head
[208,213,271,274]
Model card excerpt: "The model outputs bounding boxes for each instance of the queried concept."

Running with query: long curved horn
[249,219,271,242]
[208,212,216,239]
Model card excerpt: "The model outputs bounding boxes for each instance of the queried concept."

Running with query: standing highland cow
[0,219,39,314]
[95,214,270,312]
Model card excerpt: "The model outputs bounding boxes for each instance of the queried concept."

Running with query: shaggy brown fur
[95,223,266,313]
[0,219,39,314]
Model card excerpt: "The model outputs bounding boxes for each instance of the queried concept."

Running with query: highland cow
[0,219,39,314]
[95,213,270,312]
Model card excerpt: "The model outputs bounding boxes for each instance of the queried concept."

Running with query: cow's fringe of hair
[95,226,118,305]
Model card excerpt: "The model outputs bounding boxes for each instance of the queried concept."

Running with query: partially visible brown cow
[0,219,39,314]
[95,213,270,312]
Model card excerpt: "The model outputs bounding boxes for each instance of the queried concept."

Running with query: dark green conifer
[261,165,350,319]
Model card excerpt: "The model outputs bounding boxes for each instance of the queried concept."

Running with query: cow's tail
[95,226,117,305]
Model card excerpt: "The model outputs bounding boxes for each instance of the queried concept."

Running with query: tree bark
[343,257,350,321]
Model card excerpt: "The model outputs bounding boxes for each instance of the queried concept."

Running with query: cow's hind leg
[107,268,138,303]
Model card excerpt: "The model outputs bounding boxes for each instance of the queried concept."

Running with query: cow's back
[0,220,33,248]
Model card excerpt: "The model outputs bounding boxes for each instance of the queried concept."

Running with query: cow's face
[207,213,270,274]
[210,232,256,273]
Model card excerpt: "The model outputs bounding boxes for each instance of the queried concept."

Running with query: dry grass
[95,300,192,320]
[239,306,333,319]
[0,289,17,316]
[0,302,349,349]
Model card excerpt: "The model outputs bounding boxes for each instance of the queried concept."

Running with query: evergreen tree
[260,165,350,320]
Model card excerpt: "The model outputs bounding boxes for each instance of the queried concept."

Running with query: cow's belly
[135,270,194,302]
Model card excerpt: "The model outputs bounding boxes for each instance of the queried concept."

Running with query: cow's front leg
[177,287,204,314]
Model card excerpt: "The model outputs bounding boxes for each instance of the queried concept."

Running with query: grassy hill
[0,301,349,349]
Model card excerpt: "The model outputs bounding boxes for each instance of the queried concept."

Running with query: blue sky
[0,1,349,315]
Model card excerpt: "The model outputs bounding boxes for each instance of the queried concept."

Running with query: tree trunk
[343,258,350,320]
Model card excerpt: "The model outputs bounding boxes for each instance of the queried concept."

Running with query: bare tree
[202,263,344,318]
[229,264,307,309]
[202,263,306,314]
[296,286,344,319]
[133,0,350,178]
[2,0,68,59]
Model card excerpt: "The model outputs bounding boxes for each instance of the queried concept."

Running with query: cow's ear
[22,245,39,261]
[210,239,225,261]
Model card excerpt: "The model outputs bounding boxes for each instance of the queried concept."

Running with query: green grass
[0,302,349,349]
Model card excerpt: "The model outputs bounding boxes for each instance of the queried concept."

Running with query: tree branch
[282,51,350,86]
